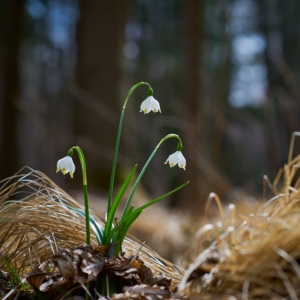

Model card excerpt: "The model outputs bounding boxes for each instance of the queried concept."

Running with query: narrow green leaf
[114,211,143,254]
[130,181,189,216]
[104,165,137,244]
[105,205,136,244]
[112,211,142,254]
[105,224,119,244]
[121,205,135,221]
[120,182,189,226]
[121,148,158,218]
[121,212,142,239]
[108,110,125,210]
[4,260,34,300]
[113,182,189,253]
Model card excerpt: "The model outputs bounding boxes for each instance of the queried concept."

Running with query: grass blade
[4,260,34,300]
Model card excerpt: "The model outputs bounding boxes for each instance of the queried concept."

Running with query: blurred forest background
[1,0,300,219]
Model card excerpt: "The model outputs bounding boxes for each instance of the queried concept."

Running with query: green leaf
[108,110,125,211]
[121,181,189,225]
[4,260,34,300]
[130,181,189,216]
[105,206,137,245]
[121,148,158,218]
[113,181,189,253]
[105,224,119,245]
[121,205,135,221]
[121,211,142,239]
[104,165,137,244]
[113,211,143,254]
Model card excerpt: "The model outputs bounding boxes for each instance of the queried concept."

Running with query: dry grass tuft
[0,167,183,296]
[179,134,300,299]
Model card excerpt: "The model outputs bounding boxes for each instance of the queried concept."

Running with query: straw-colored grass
[0,167,183,297]
[179,134,300,299]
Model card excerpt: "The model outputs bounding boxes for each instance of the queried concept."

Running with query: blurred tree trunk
[179,0,205,214]
[0,1,24,180]
[256,0,284,171]
[211,2,231,169]
[76,0,129,187]
[257,0,300,169]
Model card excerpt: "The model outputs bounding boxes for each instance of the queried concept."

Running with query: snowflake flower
[56,156,75,178]
[140,96,161,114]
[164,151,186,170]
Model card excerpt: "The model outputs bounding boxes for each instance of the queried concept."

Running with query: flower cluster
[56,82,188,260]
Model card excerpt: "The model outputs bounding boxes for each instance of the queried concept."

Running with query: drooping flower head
[140,87,161,114]
[140,96,161,114]
[164,151,186,170]
[56,156,75,178]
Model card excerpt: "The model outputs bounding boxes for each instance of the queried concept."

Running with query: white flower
[56,156,75,178]
[140,96,161,114]
[164,151,186,170]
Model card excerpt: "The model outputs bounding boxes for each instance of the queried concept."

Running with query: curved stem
[121,134,182,218]
[71,146,90,245]
[108,82,152,211]
[123,82,152,109]
[156,133,181,148]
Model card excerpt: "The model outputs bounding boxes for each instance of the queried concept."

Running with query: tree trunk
[75,0,129,187]
[179,0,205,214]
[0,1,24,180]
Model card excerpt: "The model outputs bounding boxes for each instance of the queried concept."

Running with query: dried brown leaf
[26,267,47,290]
[52,249,76,282]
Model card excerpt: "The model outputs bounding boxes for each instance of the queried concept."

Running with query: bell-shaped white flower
[140,96,161,114]
[56,156,75,178]
[164,151,186,170]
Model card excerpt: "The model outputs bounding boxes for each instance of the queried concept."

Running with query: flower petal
[140,97,152,114]
[150,97,161,113]
[178,152,186,170]
[165,152,179,167]
[57,158,63,170]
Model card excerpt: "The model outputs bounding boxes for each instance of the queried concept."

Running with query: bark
[179,0,205,214]
[76,0,129,180]
[0,1,24,180]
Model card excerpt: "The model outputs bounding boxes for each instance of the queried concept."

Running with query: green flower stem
[123,82,152,109]
[108,82,152,211]
[121,134,182,218]
[70,146,91,245]
[83,184,90,245]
